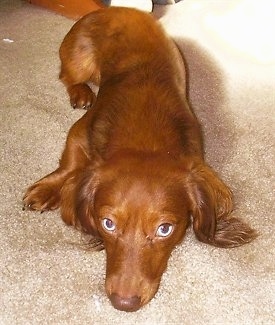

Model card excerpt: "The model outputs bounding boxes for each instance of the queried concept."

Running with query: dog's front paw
[68,84,96,109]
[23,180,61,212]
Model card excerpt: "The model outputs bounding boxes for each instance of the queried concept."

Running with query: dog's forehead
[102,152,184,180]
[95,153,187,207]
[102,172,166,201]
[97,165,186,211]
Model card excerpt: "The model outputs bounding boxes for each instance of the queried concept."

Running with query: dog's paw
[68,83,96,109]
[23,181,61,212]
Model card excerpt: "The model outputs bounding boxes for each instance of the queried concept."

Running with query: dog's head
[75,151,256,312]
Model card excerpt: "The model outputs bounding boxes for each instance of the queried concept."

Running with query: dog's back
[61,8,182,81]
[60,7,201,158]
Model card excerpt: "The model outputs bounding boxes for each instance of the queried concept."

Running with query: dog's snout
[109,293,141,312]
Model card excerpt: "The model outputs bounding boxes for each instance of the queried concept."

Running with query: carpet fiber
[0,0,274,324]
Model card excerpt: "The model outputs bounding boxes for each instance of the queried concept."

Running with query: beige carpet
[1,0,274,324]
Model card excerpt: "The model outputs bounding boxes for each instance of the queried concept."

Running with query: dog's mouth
[105,274,161,312]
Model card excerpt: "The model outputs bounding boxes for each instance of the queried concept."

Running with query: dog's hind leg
[59,28,101,109]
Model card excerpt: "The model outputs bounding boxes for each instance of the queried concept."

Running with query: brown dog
[23,7,257,312]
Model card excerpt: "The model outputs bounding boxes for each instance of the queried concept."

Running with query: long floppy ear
[60,167,104,251]
[186,163,257,248]
[74,167,101,239]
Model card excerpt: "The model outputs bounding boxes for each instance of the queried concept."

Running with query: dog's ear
[75,167,101,237]
[185,162,257,248]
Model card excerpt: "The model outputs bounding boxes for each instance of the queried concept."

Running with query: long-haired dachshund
[23,7,257,312]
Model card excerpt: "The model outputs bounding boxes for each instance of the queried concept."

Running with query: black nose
[109,293,141,312]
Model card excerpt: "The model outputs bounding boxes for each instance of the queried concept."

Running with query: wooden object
[28,0,105,20]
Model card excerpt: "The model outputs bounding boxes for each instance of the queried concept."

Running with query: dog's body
[23,7,256,312]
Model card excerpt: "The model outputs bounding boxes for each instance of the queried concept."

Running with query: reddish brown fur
[23,7,257,312]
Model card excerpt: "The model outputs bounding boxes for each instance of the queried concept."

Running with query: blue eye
[156,223,173,237]
[102,218,116,231]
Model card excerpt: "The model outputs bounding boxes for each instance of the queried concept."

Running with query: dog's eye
[102,218,116,232]
[156,223,173,237]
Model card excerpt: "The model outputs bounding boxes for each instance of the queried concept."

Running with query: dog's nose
[109,293,141,312]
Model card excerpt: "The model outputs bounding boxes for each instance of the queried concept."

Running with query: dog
[23,7,257,312]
